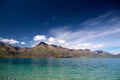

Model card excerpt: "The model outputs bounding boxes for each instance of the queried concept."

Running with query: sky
[0,0,120,54]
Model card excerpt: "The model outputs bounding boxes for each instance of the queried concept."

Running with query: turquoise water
[0,58,120,80]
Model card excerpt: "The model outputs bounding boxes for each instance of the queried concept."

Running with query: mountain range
[0,42,119,58]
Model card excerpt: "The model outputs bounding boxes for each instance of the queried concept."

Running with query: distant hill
[0,42,118,58]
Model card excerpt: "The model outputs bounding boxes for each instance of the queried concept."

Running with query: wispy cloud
[47,11,120,51]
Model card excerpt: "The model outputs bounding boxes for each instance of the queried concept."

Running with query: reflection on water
[0,58,120,80]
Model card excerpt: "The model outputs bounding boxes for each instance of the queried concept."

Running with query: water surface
[0,58,120,80]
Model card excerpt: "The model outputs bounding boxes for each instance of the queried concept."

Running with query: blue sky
[0,0,120,54]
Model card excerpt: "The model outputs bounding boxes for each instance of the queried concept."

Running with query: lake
[0,58,120,80]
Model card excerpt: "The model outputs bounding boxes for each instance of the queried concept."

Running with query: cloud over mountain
[0,38,19,44]
[33,35,46,41]
[0,37,26,45]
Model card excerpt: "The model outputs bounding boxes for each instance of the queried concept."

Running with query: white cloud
[58,40,65,44]
[112,52,120,55]
[21,42,26,45]
[0,37,27,45]
[63,43,104,50]
[0,38,19,44]
[33,35,46,41]
[48,37,55,42]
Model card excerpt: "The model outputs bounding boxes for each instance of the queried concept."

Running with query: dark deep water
[0,58,120,80]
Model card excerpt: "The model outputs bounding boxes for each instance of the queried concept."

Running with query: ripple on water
[0,58,120,80]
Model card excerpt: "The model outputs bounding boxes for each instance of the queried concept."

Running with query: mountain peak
[37,42,49,46]
[0,42,4,45]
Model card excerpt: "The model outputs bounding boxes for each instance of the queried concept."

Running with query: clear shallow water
[0,58,120,80]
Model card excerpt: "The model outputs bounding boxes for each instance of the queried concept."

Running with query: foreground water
[0,58,120,80]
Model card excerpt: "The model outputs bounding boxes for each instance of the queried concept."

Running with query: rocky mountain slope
[0,42,117,58]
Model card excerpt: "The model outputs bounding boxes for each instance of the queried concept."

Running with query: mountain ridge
[0,42,118,58]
